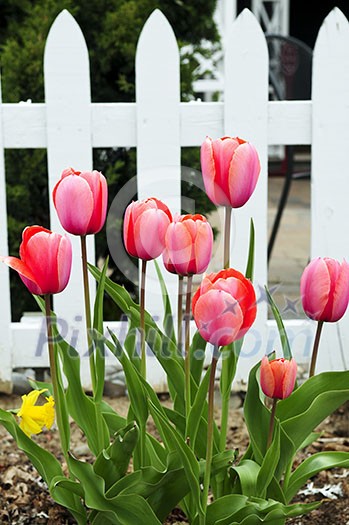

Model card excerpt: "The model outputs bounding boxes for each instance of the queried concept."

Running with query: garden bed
[0,393,348,524]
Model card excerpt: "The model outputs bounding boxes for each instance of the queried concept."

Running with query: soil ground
[0,393,348,525]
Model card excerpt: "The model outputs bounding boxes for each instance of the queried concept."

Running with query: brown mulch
[0,394,348,524]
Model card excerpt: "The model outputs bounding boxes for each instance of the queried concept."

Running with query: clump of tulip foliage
[0,135,349,525]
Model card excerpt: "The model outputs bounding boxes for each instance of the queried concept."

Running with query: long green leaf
[153,259,176,342]
[243,362,270,462]
[245,218,255,280]
[105,453,189,522]
[187,366,211,449]
[106,328,148,426]
[68,454,162,524]
[88,263,136,314]
[93,422,139,490]
[220,340,242,399]
[148,401,203,516]
[206,495,320,525]
[285,451,349,502]
[264,286,292,359]
[190,331,207,386]
[256,424,280,498]
[278,372,349,452]
[93,256,109,403]
[230,460,260,496]
[50,477,87,524]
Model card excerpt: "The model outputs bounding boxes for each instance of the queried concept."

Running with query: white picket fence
[0,7,349,393]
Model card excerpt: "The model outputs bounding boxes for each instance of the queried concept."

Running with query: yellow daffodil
[17,389,55,437]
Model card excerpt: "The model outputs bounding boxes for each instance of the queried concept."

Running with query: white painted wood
[44,9,95,388]
[91,103,137,147]
[135,9,181,385]
[2,100,312,149]
[268,101,312,145]
[224,9,269,381]
[311,7,349,372]
[0,76,13,392]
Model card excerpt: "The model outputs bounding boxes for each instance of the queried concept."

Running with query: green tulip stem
[185,274,193,435]
[80,235,96,395]
[224,206,232,269]
[267,397,278,449]
[309,320,324,377]
[219,389,230,453]
[177,275,184,352]
[140,259,147,379]
[44,294,68,460]
[219,208,232,454]
[202,346,219,512]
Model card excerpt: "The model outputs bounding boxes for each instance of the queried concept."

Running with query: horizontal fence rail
[0,7,348,392]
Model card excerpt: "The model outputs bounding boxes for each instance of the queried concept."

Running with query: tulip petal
[228,142,260,208]
[20,226,51,262]
[25,232,61,294]
[56,236,72,292]
[80,171,108,234]
[211,275,256,337]
[200,137,218,205]
[134,209,170,260]
[54,176,94,235]
[328,259,349,321]
[192,221,213,274]
[282,358,298,398]
[166,222,192,275]
[300,258,330,320]
[194,289,243,346]
[1,256,42,295]
[123,202,138,257]
[260,356,275,398]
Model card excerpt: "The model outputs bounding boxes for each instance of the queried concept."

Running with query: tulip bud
[163,213,213,276]
[260,356,297,400]
[192,268,256,346]
[300,257,349,322]
[200,136,260,208]
[53,168,108,235]
[1,226,72,295]
[123,197,172,261]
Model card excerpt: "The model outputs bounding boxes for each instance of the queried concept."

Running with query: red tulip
[260,356,297,400]
[300,257,349,322]
[200,136,260,208]
[1,226,72,295]
[123,197,172,261]
[192,268,256,346]
[163,214,213,276]
[53,168,108,235]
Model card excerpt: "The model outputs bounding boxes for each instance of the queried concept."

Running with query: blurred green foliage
[0,0,219,320]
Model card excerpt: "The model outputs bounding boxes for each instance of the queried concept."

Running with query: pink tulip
[123,197,172,261]
[1,226,72,295]
[260,356,297,400]
[163,214,213,276]
[200,136,260,208]
[53,168,108,235]
[192,268,256,346]
[300,257,349,322]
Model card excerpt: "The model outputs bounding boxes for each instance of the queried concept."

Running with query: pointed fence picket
[0,7,348,392]
[311,7,349,371]
[135,9,181,389]
[0,77,12,393]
